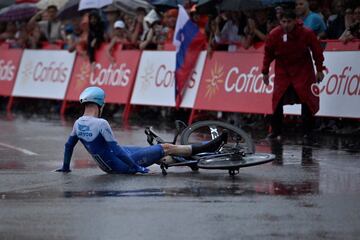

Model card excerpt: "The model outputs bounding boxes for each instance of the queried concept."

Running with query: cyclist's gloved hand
[136,166,149,174]
[55,168,71,173]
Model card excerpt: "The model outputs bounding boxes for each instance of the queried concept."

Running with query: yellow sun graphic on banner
[75,62,91,90]
[205,61,224,99]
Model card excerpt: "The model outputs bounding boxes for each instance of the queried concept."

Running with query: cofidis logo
[204,61,274,99]
[311,67,360,97]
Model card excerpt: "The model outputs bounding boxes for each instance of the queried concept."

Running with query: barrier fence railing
[0,40,359,123]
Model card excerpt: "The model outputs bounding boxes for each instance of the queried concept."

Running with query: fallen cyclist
[56,87,228,174]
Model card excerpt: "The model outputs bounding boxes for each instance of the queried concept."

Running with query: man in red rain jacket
[262,9,325,140]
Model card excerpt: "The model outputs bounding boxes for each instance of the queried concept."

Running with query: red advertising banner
[194,52,274,114]
[0,49,23,96]
[65,43,141,104]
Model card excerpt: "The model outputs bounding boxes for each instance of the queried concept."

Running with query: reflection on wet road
[0,117,360,240]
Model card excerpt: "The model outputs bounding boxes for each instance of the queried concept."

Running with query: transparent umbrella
[78,0,112,11]
[0,0,39,9]
[36,0,69,9]
[114,0,153,15]
[148,0,184,12]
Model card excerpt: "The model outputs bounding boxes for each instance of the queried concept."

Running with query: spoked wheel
[180,121,255,154]
[197,153,275,172]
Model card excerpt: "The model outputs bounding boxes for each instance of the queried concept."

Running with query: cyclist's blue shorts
[122,144,164,167]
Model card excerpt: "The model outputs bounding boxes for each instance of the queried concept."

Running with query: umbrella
[114,0,153,15]
[148,0,184,12]
[36,0,69,9]
[218,0,265,11]
[261,0,295,8]
[0,0,14,9]
[0,0,39,9]
[196,0,220,15]
[16,0,39,3]
[0,3,39,21]
[57,0,81,19]
[78,0,112,11]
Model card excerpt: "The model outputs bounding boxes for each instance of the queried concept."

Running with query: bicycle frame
[144,120,274,176]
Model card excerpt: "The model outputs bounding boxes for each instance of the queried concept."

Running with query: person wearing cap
[56,87,228,174]
[106,20,129,63]
[103,4,121,38]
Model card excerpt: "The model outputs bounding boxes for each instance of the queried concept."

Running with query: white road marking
[0,142,38,156]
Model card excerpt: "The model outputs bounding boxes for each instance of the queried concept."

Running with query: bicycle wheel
[179,121,255,154]
[197,153,275,169]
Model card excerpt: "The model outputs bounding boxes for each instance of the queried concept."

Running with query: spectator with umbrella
[0,2,39,22]
[213,10,250,51]
[28,4,63,43]
[87,9,106,63]
[139,9,162,49]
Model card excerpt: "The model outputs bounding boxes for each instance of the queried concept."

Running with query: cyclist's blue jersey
[63,116,164,173]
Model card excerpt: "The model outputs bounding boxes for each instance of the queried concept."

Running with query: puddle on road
[0,180,320,200]
[1,118,360,200]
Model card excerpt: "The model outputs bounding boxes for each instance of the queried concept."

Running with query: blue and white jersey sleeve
[62,124,79,170]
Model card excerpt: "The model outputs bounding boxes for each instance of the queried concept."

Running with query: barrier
[0,40,359,121]
[62,43,142,118]
[0,49,23,97]
[193,51,273,115]
[130,51,206,108]
[12,49,76,99]
[322,40,360,51]
[284,51,360,118]
[64,44,141,103]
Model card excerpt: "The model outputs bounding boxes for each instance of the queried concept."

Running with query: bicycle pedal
[160,163,168,176]
[146,135,154,145]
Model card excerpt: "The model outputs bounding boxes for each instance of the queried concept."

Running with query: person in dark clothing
[87,10,106,63]
[327,1,346,39]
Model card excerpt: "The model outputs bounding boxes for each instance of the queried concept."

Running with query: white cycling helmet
[79,86,105,107]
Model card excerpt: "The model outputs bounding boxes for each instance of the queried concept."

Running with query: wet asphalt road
[0,116,360,240]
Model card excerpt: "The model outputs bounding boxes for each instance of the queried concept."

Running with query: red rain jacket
[262,22,325,115]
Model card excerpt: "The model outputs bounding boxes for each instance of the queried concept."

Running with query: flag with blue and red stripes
[173,4,206,109]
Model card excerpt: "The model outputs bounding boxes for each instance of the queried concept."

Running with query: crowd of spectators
[0,0,359,61]
[0,0,359,134]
